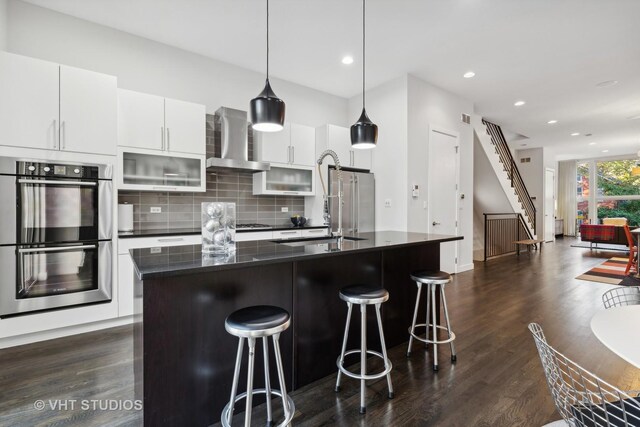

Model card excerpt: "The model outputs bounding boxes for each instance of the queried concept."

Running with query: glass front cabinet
[117,148,206,192]
[253,163,315,196]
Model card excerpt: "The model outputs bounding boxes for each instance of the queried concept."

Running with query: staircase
[472,116,537,238]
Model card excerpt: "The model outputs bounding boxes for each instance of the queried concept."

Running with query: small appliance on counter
[290,215,307,227]
[118,203,134,232]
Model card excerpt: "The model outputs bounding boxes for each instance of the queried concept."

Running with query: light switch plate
[150,247,162,254]
[150,207,162,213]
[281,207,289,212]
[384,199,392,208]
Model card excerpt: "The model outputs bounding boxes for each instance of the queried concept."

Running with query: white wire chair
[602,287,640,310]
[529,323,640,427]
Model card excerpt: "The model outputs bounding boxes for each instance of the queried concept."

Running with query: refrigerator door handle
[356,176,360,232]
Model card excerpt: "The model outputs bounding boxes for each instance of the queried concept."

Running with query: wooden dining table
[591,305,640,368]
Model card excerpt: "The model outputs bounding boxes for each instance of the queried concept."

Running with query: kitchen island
[132,231,462,427]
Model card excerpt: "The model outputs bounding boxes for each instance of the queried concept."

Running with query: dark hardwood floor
[2,237,639,427]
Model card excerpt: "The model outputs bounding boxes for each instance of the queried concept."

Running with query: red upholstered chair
[624,224,638,275]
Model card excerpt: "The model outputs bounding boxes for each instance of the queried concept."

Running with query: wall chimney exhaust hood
[206,107,270,172]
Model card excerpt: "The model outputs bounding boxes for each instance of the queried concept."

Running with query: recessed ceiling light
[521,143,527,146]
[547,120,558,124]
[602,149,609,153]
[571,132,580,136]
[585,133,593,137]
[463,71,476,79]
[341,56,354,65]
[628,114,640,120]
[589,142,597,145]
[514,101,526,107]
[596,80,618,88]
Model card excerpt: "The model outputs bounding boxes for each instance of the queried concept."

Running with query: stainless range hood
[206,107,270,172]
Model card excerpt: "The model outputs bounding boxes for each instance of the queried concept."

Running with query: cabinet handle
[307,229,325,233]
[166,128,170,151]
[153,186,177,191]
[283,191,299,195]
[287,146,290,163]
[53,119,58,149]
[61,121,66,150]
[161,126,165,150]
[157,237,184,242]
[291,146,295,164]
[279,231,298,235]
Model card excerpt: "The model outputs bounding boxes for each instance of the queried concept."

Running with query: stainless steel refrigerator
[328,168,375,234]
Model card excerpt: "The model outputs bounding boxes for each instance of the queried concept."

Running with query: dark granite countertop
[118,225,328,239]
[131,231,463,279]
[118,228,201,239]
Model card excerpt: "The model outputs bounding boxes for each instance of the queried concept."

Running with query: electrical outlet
[150,207,162,213]
[281,207,289,213]
[423,201,427,209]
[384,199,392,208]
[150,247,162,254]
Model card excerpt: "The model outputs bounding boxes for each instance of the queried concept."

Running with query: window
[595,159,640,226]
[577,162,590,227]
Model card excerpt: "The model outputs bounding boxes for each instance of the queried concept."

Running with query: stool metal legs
[335,301,393,414]
[407,281,457,371]
[222,333,294,427]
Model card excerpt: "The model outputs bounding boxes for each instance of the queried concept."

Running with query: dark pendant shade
[351,108,378,149]
[250,79,285,132]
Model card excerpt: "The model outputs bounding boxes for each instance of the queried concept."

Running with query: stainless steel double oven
[0,158,113,317]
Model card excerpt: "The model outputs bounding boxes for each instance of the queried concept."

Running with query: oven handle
[17,179,97,186]
[17,244,97,254]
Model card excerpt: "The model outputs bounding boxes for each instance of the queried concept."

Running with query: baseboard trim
[0,316,134,349]
[457,263,474,273]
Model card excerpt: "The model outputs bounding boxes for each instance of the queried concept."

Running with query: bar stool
[406,270,456,371]
[221,305,295,427]
[335,284,394,414]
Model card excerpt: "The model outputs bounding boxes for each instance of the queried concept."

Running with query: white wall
[347,74,474,271]
[515,147,545,236]
[406,75,474,270]
[0,0,8,50]
[6,0,347,127]
[348,75,409,232]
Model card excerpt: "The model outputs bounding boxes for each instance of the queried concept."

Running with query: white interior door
[427,127,459,274]
[544,168,555,242]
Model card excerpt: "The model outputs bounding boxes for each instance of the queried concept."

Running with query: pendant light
[250,0,285,132]
[350,0,377,149]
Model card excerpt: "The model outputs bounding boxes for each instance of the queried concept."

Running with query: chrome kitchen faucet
[317,150,343,238]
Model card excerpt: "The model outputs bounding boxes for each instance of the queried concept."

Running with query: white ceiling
[22,0,640,158]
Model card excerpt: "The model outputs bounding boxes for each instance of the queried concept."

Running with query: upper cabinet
[0,52,117,155]
[255,122,316,167]
[117,89,205,156]
[316,124,372,171]
[59,66,117,156]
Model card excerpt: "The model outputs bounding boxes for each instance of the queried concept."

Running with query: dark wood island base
[132,231,462,426]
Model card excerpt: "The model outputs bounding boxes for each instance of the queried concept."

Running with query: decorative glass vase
[201,202,236,255]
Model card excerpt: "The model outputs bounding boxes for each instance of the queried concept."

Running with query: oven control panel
[18,162,99,179]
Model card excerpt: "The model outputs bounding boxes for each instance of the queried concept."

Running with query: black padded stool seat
[225,305,291,338]
[339,284,389,304]
[410,270,451,285]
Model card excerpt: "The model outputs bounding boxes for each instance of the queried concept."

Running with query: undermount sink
[273,236,367,247]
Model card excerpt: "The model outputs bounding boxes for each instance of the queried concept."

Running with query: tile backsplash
[118,114,306,231]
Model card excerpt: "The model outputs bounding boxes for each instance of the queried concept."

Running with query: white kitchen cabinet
[272,230,302,239]
[0,52,59,151]
[256,123,316,167]
[0,52,117,156]
[234,231,274,242]
[118,147,206,192]
[118,89,165,151]
[59,65,117,156]
[257,123,291,164]
[164,98,206,155]
[290,123,316,167]
[253,163,315,196]
[117,89,205,156]
[316,124,372,170]
[117,234,201,317]
[301,228,329,238]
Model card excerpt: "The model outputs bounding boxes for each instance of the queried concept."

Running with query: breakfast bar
[132,231,462,426]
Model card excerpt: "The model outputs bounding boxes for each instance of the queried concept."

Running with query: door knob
[432,221,441,226]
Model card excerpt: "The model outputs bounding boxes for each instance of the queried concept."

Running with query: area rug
[575,257,631,285]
